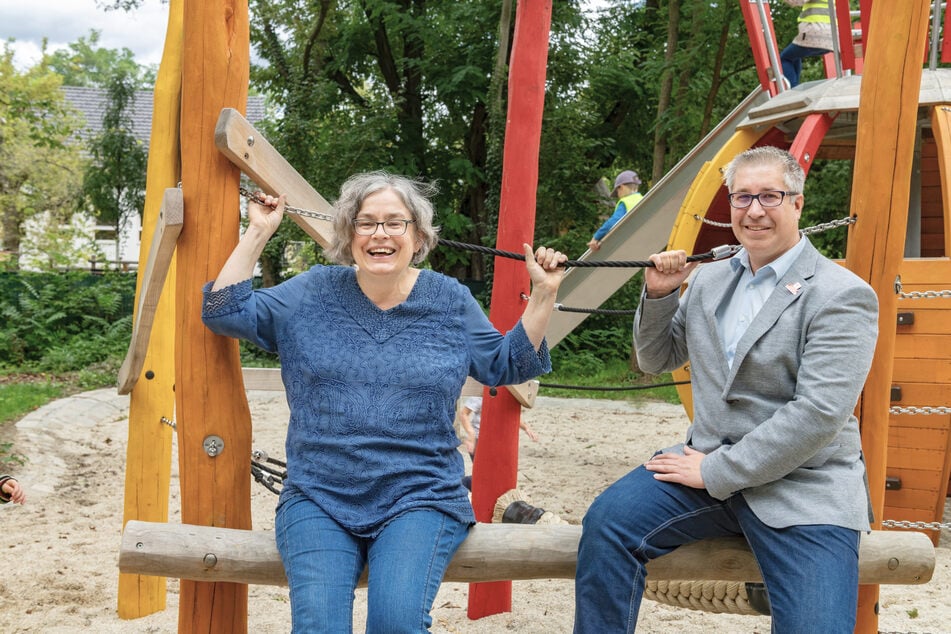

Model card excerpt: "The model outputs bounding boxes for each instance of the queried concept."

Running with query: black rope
[437,239,740,269]
[251,451,287,495]
[538,379,690,392]
[556,305,638,315]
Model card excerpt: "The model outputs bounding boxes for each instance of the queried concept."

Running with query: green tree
[81,69,148,268]
[247,0,601,285]
[0,45,86,270]
[45,30,155,88]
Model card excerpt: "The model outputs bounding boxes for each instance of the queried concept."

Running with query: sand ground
[1,389,948,633]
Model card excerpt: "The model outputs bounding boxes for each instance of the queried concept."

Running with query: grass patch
[538,359,685,404]
[0,376,69,425]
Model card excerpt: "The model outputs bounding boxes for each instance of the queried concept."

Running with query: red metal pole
[468,0,552,620]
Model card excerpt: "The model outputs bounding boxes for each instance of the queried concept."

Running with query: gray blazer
[634,239,878,531]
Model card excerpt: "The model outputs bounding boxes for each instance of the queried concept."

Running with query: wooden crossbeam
[214,108,333,247]
[117,188,184,395]
[119,520,935,587]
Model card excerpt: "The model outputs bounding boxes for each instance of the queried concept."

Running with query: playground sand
[1,389,949,633]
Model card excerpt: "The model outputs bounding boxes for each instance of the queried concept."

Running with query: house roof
[61,85,267,150]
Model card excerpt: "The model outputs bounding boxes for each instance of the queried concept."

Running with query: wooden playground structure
[115,1,949,632]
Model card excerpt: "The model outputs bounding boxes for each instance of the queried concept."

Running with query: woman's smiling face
[350,188,420,277]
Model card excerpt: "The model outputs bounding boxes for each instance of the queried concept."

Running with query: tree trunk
[651,0,680,184]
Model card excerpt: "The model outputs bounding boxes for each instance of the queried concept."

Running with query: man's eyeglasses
[353,219,416,236]
[727,190,799,209]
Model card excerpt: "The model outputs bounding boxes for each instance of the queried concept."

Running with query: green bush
[0,271,136,371]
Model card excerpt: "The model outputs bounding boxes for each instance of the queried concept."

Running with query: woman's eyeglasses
[353,219,416,236]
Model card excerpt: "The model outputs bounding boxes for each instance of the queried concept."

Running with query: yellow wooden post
[177,0,252,631]
[117,0,183,619]
[843,2,931,632]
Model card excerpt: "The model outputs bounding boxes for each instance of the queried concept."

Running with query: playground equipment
[117,1,948,632]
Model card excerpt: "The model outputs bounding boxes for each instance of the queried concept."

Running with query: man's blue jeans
[574,465,860,633]
[276,492,469,633]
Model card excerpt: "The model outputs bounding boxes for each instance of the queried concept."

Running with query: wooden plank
[893,358,951,382]
[117,189,184,395]
[889,381,951,404]
[885,487,946,509]
[214,108,333,247]
[894,311,951,337]
[888,425,949,449]
[177,0,253,631]
[117,0,183,618]
[886,467,947,491]
[119,520,936,587]
[886,446,948,472]
[896,258,951,284]
[894,334,951,360]
[889,413,951,430]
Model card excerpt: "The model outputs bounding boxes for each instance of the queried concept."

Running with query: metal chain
[897,288,951,299]
[800,215,857,235]
[889,405,951,416]
[881,518,951,531]
[693,214,856,235]
[239,187,334,222]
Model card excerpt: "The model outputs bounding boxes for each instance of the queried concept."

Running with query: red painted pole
[468,0,552,620]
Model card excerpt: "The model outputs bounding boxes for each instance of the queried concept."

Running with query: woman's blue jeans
[275,492,469,633]
[574,465,860,633]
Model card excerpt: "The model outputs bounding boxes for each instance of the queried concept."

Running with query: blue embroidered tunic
[202,265,550,537]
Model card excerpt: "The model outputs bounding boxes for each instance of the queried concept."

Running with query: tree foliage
[45,30,155,88]
[0,45,86,267]
[81,69,148,265]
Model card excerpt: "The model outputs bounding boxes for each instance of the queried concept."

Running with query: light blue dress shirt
[716,237,806,367]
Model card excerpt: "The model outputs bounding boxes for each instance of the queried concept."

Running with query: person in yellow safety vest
[779,0,835,88]
[587,170,643,252]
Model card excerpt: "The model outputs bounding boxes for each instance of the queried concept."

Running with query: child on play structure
[202,171,566,632]
[0,475,26,505]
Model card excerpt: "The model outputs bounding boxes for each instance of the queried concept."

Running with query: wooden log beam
[119,520,935,587]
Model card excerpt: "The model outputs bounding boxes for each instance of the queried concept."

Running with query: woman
[202,171,566,632]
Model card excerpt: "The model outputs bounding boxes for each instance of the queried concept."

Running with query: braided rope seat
[495,490,763,615]
[644,579,760,615]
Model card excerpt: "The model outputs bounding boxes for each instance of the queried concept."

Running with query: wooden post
[468,0,553,620]
[117,0,182,619]
[177,0,253,631]
[843,2,931,632]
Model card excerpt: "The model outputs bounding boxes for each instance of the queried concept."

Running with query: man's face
[729,162,803,271]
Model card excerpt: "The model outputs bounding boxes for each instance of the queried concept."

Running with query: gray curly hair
[324,171,440,266]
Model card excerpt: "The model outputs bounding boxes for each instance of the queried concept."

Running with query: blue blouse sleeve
[462,290,552,387]
[201,270,312,353]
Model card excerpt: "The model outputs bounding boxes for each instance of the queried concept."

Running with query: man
[587,170,643,252]
[574,146,878,632]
